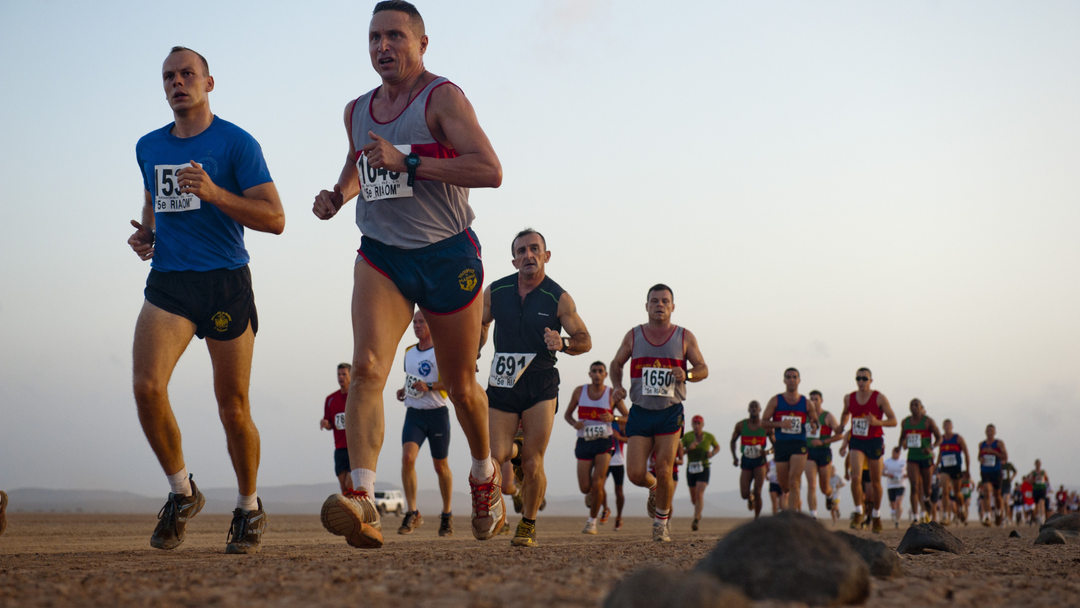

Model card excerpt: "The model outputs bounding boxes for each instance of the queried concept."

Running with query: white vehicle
[373,490,405,515]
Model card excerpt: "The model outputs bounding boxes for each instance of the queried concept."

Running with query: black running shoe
[225,498,268,554]
[438,513,453,537]
[150,476,205,550]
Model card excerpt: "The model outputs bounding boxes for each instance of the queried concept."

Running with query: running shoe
[0,490,8,536]
[652,521,671,542]
[511,488,524,514]
[498,521,512,535]
[511,519,537,547]
[469,459,506,541]
[747,496,755,511]
[585,493,593,509]
[225,498,268,554]
[582,520,598,535]
[398,510,423,535]
[871,516,883,534]
[150,476,206,550]
[614,517,623,531]
[321,489,383,548]
[438,513,453,537]
[511,433,525,486]
[600,505,610,524]
[647,486,657,519]
[849,512,864,530]
[692,518,699,532]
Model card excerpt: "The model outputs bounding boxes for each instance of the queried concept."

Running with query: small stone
[833,531,904,578]
[603,568,750,608]
[1009,530,1021,538]
[897,521,964,555]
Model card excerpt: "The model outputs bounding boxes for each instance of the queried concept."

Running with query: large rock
[603,568,750,608]
[896,521,964,555]
[834,531,904,578]
[695,511,869,606]
[1039,513,1080,533]
[1033,528,1080,546]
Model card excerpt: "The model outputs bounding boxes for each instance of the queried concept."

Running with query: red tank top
[848,391,883,439]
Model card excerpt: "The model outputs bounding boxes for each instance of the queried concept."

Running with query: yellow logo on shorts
[458,269,478,292]
[212,311,232,333]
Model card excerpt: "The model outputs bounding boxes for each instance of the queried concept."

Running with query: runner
[1021,474,1035,525]
[682,415,720,531]
[804,390,841,519]
[960,472,975,523]
[482,229,592,547]
[829,471,846,523]
[838,368,898,533]
[606,416,629,530]
[729,400,772,520]
[936,419,970,525]
[977,424,1008,526]
[1012,482,1025,525]
[1001,461,1017,518]
[394,310,455,536]
[610,284,708,542]
[767,459,783,515]
[320,363,353,493]
[898,399,942,523]
[1056,485,1069,516]
[564,361,627,535]
[1028,460,1051,525]
[761,368,818,512]
[129,46,285,554]
[882,446,907,528]
[312,1,506,548]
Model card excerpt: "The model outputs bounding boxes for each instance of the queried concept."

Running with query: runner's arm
[313,101,362,220]
[823,412,843,444]
[128,190,156,261]
[996,440,1008,463]
[680,329,707,382]
[478,286,493,352]
[708,436,721,458]
[610,395,629,418]
[177,164,285,234]
[930,418,943,449]
[760,396,788,429]
[730,424,741,464]
[874,394,898,427]
[555,292,591,355]
[564,386,583,429]
[608,330,634,401]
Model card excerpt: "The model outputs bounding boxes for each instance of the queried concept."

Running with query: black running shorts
[487,367,560,415]
[145,266,258,340]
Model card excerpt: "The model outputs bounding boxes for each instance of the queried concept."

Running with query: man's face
[511,233,549,278]
[748,402,760,419]
[337,367,351,390]
[809,393,822,409]
[985,425,996,440]
[588,365,607,385]
[855,371,872,389]
[692,418,704,432]
[645,289,674,322]
[1035,459,1041,470]
[783,370,800,392]
[162,50,213,114]
[892,448,901,459]
[369,10,427,82]
[412,311,430,340]
[943,420,953,435]
[910,401,922,416]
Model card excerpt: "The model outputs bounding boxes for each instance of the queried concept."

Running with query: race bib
[154,164,201,212]
[942,454,958,467]
[488,353,535,388]
[981,454,997,468]
[906,433,922,449]
[404,373,424,399]
[688,461,704,474]
[641,367,675,397]
[582,424,610,440]
[852,417,870,437]
[334,412,346,431]
[743,444,762,459]
[358,145,413,202]
[780,415,803,435]
[806,425,821,440]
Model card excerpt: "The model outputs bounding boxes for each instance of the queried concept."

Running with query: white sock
[855,505,864,514]
[471,455,494,480]
[237,492,258,512]
[167,468,192,497]
[655,509,670,525]
[351,468,376,494]
[587,517,596,524]
[810,510,818,518]
[872,509,880,518]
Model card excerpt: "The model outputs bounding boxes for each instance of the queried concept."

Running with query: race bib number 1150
[155,164,201,212]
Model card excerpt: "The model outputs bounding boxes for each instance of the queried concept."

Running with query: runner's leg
[577,459,593,496]
[752,466,765,518]
[626,436,657,489]
[519,400,557,519]
[651,434,681,514]
[433,457,453,514]
[849,450,866,509]
[806,460,819,514]
[693,481,708,520]
[786,454,808,511]
[402,442,421,512]
[206,323,258,496]
[868,457,885,511]
[590,453,611,519]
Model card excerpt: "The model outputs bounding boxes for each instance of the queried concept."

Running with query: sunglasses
[855,376,870,382]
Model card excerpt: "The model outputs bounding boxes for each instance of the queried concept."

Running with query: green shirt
[681,431,719,471]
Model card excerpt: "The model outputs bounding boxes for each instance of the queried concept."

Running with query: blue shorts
[358,228,484,315]
[402,407,451,460]
[334,447,350,476]
[625,403,684,438]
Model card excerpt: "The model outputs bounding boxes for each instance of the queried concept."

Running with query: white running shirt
[884,457,906,489]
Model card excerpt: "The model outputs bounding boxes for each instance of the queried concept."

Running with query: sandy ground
[1,512,1077,607]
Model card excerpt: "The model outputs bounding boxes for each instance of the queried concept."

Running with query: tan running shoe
[398,510,423,535]
[511,519,538,547]
[647,486,657,518]
[0,490,7,536]
[497,521,512,535]
[321,489,383,548]
[849,512,864,529]
[511,488,524,514]
[871,516,883,534]
[225,498,269,554]
[469,460,506,540]
[582,520,598,535]
[652,521,671,542]
[150,477,205,550]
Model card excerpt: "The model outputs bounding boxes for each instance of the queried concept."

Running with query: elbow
[486,163,503,188]
[268,213,286,235]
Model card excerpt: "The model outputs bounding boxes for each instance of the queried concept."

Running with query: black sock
[523,517,536,525]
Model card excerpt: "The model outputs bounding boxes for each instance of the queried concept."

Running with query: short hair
[943,418,952,425]
[373,1,425,36]
[910,398,922,408]
[809,390,822,398]
[748,400,760,408]
[856,367,872,377]
[168,46,209,76]
[646,283,673,301]
[337,363,352,371]
[784,367,799,377]
[511,228,546,255]
[986,423,995,429]
[590,361,606,370]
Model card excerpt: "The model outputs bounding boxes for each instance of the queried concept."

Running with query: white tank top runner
[402,345,450,410]
[576,384,613,440]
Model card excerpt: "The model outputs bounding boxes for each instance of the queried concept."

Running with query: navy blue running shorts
[625,403,684,438]
[607,464,624,486]
[401,407,451,460]
[334,447,350,476]
[774,441,808,463]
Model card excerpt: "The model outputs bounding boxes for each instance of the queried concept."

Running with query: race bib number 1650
[641,367,675,397]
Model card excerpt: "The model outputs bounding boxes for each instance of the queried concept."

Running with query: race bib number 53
[488,353,536,389]
[641,367,675,397]
[358,145,413,202]
[155,164,201,212]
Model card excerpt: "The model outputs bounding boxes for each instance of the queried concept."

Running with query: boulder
[896,521,964,555]
[695,511,869,606]
[603,568,750,608]
[1033,528,1080,546]
[1039,513,1080,533]
[833,531,904,578]
[1008,530,1021,538]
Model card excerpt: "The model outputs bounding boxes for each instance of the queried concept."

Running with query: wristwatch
[561,337,570,352]
[425,382,434,390]
[686,371,694,381]
[404,153,421,186]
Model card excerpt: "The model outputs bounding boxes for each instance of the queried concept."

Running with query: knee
[433,459,450,476]
[349,357,390,390]
[133,376,167,409]
[627,468,648,486]
[402,453,417,469]
[446,380,479,408]
[522,454,543,479]
[217,397,251,429]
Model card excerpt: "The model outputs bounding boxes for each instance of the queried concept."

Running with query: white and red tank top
[848,390,884,439]
[576,384,612,440]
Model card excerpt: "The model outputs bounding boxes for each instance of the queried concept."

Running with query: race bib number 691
[488,353,536,389]
[155,164,201,212]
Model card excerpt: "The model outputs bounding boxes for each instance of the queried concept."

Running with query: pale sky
[1,1,1078,502]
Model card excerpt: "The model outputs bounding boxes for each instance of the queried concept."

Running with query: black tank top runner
[489,273,565,373]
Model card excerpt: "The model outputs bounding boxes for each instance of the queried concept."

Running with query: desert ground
[1,512,1077,607]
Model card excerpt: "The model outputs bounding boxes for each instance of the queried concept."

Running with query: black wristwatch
[404,153,421,186]
[561,337,570,352]
[425,382,434,391]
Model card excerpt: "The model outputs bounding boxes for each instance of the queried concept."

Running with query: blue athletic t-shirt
[136,116,272,272]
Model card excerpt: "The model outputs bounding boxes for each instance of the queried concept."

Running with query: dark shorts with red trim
[575,437,614,461]
[808,447,833,467]
[625,403,684,438]
[774,440,807,463]
[145,265,257,341]
[849,436,885,460]
[357,228,483,315]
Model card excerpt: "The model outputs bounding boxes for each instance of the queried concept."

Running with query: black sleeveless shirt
[489,273,565,372]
